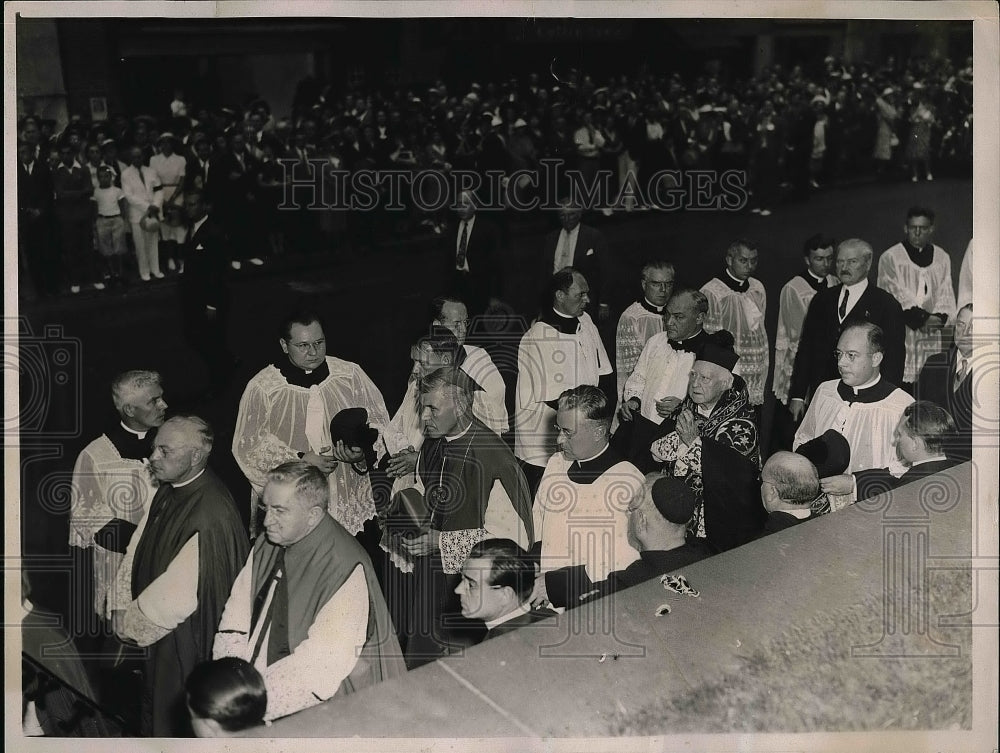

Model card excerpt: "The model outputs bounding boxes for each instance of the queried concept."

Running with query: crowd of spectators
[17,51,973,297]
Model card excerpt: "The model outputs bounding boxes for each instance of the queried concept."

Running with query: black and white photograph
[6,1,998,749]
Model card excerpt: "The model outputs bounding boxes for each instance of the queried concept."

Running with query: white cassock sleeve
[120,534,199,646]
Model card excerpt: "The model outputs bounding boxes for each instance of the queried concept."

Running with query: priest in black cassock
[398,367,535,667]
[114,415,247,736]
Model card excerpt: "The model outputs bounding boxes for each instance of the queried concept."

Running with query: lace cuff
[650,431,681,463]
[246,434,300,485]
[439,528,488,574]
[121,600,170,647]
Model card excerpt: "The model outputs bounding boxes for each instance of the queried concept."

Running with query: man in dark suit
[759,452,826,535]
[445,190,502,316]
[17,140,57,297]
[540,199,609,321]
[208,130,261,269]
[915,303,973,462]
[180,190,238,395]
[790,238,905,421]
[820,401,959,504]
[455,538,556,640]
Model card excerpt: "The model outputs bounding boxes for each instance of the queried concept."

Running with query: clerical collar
[486,602,532,631]
[799,270,827,292]
[910,455,948,467]
[668,329,706,353]
[836,374,896,404]
[172,468,206,489]
[541,307,580,335]
[276,358,331,388]
[640,298,665,314]
[567,444,622,484]
[120,421,148,440]
[902,239,934,268]
[719,268,749,293]
[444,420,474,442]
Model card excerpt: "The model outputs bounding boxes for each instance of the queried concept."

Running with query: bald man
[113,415,247,736]
[759,451,827,535]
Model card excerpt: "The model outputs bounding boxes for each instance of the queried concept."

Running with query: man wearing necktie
[112,416,247,736]
[541,200,609,321]
[789,239,905,423]
[615,287,710,467]
[915,303,975,461]
[213,461,404,723]
[445,190,501,316]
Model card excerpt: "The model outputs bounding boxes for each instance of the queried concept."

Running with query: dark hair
[467,538,534,602]
[901,401,957,453]
[906,206,935,224]
[803,233,836,255]
[842,321,885,355]
[185,658,267,733]
[415,326,462,363]
[547,266,581,304]
[279,308,325,342]
[725,238,757,260]
[557,385,613,423]
[428,295,465,323]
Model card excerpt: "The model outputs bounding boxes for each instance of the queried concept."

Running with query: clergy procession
[16,16,981,739]
[52,193,977,737]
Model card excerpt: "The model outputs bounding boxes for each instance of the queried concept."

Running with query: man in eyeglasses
[794,322,913,509]
[233,308,395,541]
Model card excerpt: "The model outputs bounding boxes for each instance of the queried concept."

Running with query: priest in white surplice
[233,310,394,536]
[515,268,611,491]
[773,235,838,406]
[877,206,957,385]
[795,323,913,510]
[615,260,675,406]
[701,240,768,406]
[70,370,165,620]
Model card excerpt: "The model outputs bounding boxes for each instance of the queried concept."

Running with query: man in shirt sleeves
[70,370,166,624]
[795,323,913,508]
[233,309,393,538]
[772,235,838,448]
[789,238,905,421]
[700,240,768,406]
[515,268,612,493]
[213,461,405,722]
[615,287,709,467]
[112,416,247,736]
[398,367,534,666]
[530,385,644,611]
[614,260,675,410]
[877,206,957,389]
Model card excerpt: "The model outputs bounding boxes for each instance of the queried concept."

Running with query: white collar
[486,602,532,631]
[577,443,610,464]
[848,373,881,393]
[643,298,665,312]
[61,159,83,170]
[120,421,148,440]
[725,268,747,285]
[444,421,474,442]
[842,278,869,297]
[806,269,826,283]
[910,455,948,467]
[172,468,206,489]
